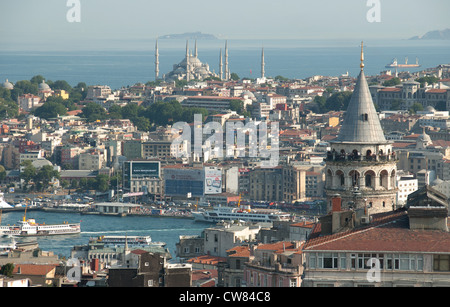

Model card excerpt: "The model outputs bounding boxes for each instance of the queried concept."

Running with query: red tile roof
[187,255,227,265]
[304,210,450,253]
[13,264,57,276]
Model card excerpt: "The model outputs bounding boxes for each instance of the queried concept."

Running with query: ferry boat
[192,205,292,223]
[0,206,81,237]
[90,235,166,248]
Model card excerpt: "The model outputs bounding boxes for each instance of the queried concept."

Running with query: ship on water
[0,194,81,237]
[386,57,421,68]
[192,205,292,223]
[90,235,166,248]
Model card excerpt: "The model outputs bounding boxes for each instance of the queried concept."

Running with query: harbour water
[1,39,449,90]
[0,210,210,261]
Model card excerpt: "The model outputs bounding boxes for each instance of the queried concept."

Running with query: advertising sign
[204,167,222,195]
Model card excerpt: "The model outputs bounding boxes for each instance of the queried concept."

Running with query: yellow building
[54,89,70,100]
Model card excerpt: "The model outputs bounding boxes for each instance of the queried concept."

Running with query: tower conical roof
[334,69,387,144]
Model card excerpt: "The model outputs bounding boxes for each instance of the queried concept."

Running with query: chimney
[332,195,342,212]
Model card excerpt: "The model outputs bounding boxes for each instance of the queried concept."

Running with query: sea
[0,210,210,261]
[1,39,450,90]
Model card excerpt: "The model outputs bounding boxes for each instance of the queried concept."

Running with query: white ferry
[192,205,292,223]
[0,204,81,237]
[0,218,81,237]
[91,235,166,248]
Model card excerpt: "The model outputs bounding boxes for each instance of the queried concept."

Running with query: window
[434,255,450,272]
[290,279,297,287]
[319,253,339,269]
[148,280,153,287]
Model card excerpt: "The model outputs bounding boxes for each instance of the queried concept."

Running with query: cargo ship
[386,57,421,68]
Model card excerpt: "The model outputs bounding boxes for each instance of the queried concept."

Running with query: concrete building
[204,223,261,258]
[78,149,107,170]
[302,187,450,287]
[18,94,42,112]
[244,241,304,287]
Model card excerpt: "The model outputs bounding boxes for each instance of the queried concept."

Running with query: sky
[1,0,450,50]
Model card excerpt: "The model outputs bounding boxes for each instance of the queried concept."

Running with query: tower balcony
[326,152,398,165]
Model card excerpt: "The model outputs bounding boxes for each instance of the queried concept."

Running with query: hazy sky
[1,0,450,50]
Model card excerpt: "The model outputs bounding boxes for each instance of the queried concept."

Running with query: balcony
[326,152,398,164]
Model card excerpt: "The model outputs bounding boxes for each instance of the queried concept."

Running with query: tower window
[362,114,369,121]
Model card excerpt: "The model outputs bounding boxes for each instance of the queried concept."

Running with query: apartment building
[302,188,450,287]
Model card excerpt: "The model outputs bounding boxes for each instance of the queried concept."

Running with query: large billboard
[164,168,204,197]
[127,161,160,178]
[204,167,222,195]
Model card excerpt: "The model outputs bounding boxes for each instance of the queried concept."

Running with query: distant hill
[410,29,450,40]
[158,32,218,40]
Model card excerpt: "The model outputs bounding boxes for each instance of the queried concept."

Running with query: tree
[81,102,108,122]
[409,102,424,114]
[108,104,123,119]
[324,92,353,112]
[34,101,68,120]
[52,80,72,92]
[20,161,37,191]
[0,263,14,278]
[96,174,110,192]
[34,165,60,192]
[0,165,6,182]
[230,73,240,81]
[382,78,401,87]
[416,76,439,88]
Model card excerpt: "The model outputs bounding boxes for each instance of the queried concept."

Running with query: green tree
[14,80,39,95]
[30,75,45,85]
[20,161,37,190]
[34,165,60,192]
[0,98,19,119]
[34,101,68,120]
[96,174,110,192]
[108,104,123,119]
[52,80,72,92]
[416,76,439,88]
[230,73,240,81]
[81,102,108,122]
[324,92,353,112]
[409,102,424,114]
[382,78,401,87]
[0,263,15,277]
[0,165,6,182]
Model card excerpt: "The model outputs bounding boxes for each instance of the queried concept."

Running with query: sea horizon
[1,38,449,90]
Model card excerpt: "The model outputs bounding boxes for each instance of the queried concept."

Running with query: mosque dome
[39,80,51,91]
[2,79,14,90]
[426,106,436,113]
[241,90,256,100]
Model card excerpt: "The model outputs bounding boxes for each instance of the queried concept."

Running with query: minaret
[224,41,229,81]
[219,48,223,81]
[194,40,198,58]
[155,39,160,81]
[325,41,398,215]
[186,40,191,82]
[261,47,265,79]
